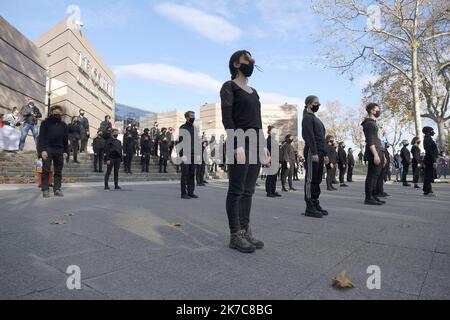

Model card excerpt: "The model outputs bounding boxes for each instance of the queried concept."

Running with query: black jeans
[365,152,382,200]
[196,163,206,184]
[181,163,195,195]
[326,165,335,189]
[265,170,278,195]
[124,152,133,173]
[142,154,150,172]
[159,158,167,172]
[42,151,64,192]
[347,165,353,182]
[105,158,120,187]
[412,162,420,184]
[94,149,104,172]
[69,139,79,162]
[226,163,261,234]
[304,150,324,203]
[402,163,410,184]
[338,164,346,183]
[281,162,294,189]
[423,159,434,194]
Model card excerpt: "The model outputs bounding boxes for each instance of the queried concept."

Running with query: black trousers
[402,163,410,184]
[281,162,294,189]
[326,165,335,189]
[265,170,278,195]
[196,163,206,184]
[181,163,195,196]
[423,159,434,194]
[412,162,420,184]
[304,150,324,203]
[105,158,120,187]
[69,139,79,162]
[80,136,88,152]
[365,152,382,200]
[94,149,104,172]
[159,158,167,172]
[42,151,64,192]
[124,152,133,173]
[338,164,346,183]
[347,165,353,182]
[142,154,150,172]
[226,163,261,234]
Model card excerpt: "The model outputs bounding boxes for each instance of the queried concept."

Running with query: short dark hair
[229,50,251,80]
[50,105,63,113]
[184,111,195,118]
[366,103,379,114]
[305,95,318,106]
[411,136,420,145]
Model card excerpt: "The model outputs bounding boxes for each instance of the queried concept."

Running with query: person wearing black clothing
[123,127,135,174]
[358,151,364,165]
[93,131,105,172]
[159,137,170,173]
[280,134,296,192]
[19,101,42,151]
[67,116,82,163]
[265,126,281,197]
[104,129,122,190]
[140,130,152,173]
[196,139,208,186]
[347,148,355,182]
[362,103,385,205]
[178,111,199,199]
[131,124,139,156]
[78,109,90,153]
[337,142,348,187]
[422,127,438,196]
[293,152,300,181]
[325,136,338,191]
[375,143,390,198]
[302,95,329,218]
[400,140,412,186]
[99,115,112,135]
[411,137,421,189]
[220,50,266,253]
[150,122,160,156]
[37,105,68,198]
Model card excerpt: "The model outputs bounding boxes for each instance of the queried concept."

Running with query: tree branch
[424,32,450,42]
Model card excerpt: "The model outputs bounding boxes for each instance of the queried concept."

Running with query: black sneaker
[340,184,349,187]
[42,191,50,198]
[54,190,64,197]
[414,185,420,189]
[373,196,386,204]
[181,194,191,199]
[274,192,282,197]
[267,193,276,198]
[115,186,122,190]
[229,231,256,253]
[289,187,297,192]
[304,204,323,218]
[403,183,412,187]
[188,194,199,199]
[364,198,382,205]
[243,227,264,249]
[104,185,110,190]
[282,187,289,192]
[313,200,328,216]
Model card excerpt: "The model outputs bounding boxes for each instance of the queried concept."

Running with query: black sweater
[93,136,106,152]
[178,121,197,157]
[302,111,327,157]
[361,118,381,153]
[424,136,438,162]
[220,81,262,130]
[37,116,68,154]
[326,144,337,164]
[411,145,421,165]
[401,146,411,165]
[338,147,347,166]
[105,138,122,160]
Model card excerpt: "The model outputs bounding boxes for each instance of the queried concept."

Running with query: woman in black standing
[123,127,135,174]
[68,116,81,164]
[411,137,421,189]
[220,50,267,254]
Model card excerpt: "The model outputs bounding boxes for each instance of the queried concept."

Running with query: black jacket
[326,144,337,164]
[411,145,421,165]
[401,146,411,165]
[280,142,295,163]
[37,116,68,154]
[123,133,135,154]
[105,138,122,161]
[93,136,106,152]
[347,152,355,166]
[21,104,42,125]
[79,116,89,133]
[141,136,153,155]
[159,140,170,160]
[424,136,438,163]
[178,121,197,157]
[337,147,347,166]
[99,120,112,134]
[301,111,327,156]
[68,122,82,140]
[361,118,381,153]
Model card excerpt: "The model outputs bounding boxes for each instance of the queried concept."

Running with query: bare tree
[311,0,450,146]
[317,100,351,142]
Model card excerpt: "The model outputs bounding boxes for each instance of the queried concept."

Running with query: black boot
[243,227,264,249]
[364,197,382,205]
[313,200,328,216]
[305,201,323,218]
[373,196,386,204]
[229,230,256,253]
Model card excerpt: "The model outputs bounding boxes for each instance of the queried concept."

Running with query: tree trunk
[411,46,424,149]
[437,118,447,151]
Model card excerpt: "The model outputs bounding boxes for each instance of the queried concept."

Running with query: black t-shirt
[220,80,262,130]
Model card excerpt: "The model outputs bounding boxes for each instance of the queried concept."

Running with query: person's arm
[220,82,235,130]
[63,124,69,155]
[301,117,318,155]
[35,107,42,119]
[37,120,48,153]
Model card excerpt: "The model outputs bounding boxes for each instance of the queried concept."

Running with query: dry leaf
[399,224,410,228]
[331,271,355,289]
[51,219,67,225]
[168,223,182,228]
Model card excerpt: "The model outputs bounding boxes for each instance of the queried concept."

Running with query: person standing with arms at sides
[67,116,82,164]
[104,129,122,190]
[178,111,199,199]
[411,137,421,189]
[150,122,160,156]
[78,109,89,153]
[362,103,385,205]
[92,130,105,173]
[220,50,268,253]
[280,134,296,192]
[159,136,170,173]
[99,115,112,135]
[337,142,348,187]
[422,127,439,197]
[123,127,135,174]
[347,148,355,182]
[19,101,42,151]
[302,96,329,218]
[131,124,139,156]
[394,150,403,182]
[37,105,68,198]
[325,135,337,191]
[293,151,300,181]
[140,129,152,173]
[265,126,281,198]
[358,151,364,165]
[400,139,412,186]
[374,142,390,199]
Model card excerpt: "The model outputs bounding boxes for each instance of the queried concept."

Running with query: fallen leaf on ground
[399,224,411,228]
[331,271,355,289]
[168,223,182,228]
[51,219,67,225]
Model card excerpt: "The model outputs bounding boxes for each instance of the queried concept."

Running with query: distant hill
[115,103,154,123]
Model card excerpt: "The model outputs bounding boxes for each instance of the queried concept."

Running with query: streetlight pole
[46,53,52,117]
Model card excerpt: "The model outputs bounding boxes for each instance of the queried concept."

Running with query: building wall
[0,16,47,150]
[140,110,187,139]
[34,18,115,140]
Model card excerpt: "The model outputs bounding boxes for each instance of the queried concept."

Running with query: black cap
[422,126,434,135]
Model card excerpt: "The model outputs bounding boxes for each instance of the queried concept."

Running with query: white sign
[78,51,114,99]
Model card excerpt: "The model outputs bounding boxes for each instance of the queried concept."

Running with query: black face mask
[430,132,435,137]
[311,104,320,113]
[188,118,195,124]
[374,111,381,118]
[239,63,254,77]
[113,134,118,138]
[52,114,62,121]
